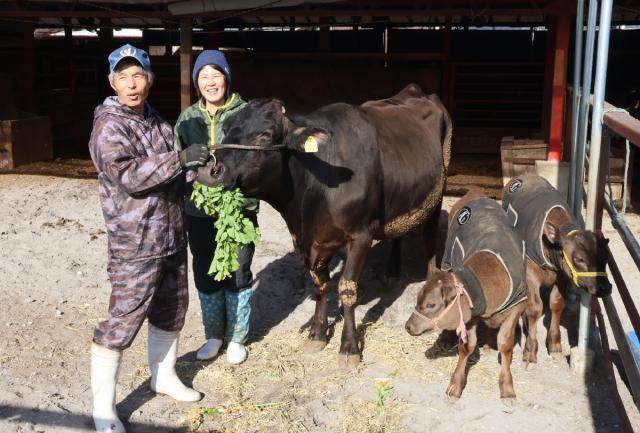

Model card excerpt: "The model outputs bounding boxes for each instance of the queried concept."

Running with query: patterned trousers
[198,287,252,344]
[186,214,255,344]
[93,250,189,351]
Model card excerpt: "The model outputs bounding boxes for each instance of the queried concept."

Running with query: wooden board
[0,116,53,170]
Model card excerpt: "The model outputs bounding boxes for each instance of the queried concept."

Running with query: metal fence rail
[569,0,640,430]
[600,110,640,412]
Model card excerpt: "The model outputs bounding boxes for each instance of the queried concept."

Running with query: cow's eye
[425,303,436,309]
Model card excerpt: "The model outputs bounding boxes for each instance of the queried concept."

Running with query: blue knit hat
[192,50,231,87]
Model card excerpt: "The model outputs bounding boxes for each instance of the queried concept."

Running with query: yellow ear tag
[304,135,319,153]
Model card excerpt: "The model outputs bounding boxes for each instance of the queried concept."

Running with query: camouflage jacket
[89,96,186,261]
[174,93,259,217]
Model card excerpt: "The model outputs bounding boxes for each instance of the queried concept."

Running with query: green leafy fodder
[191,183,260,281]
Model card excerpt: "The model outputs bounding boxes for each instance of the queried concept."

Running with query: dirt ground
[1,171,639,433]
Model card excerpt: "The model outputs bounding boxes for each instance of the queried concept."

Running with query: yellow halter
[562,230,608,286]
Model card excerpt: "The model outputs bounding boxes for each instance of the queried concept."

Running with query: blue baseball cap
[192,50,231,87]
[108,44,151,73]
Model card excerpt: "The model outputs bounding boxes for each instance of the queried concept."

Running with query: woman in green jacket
[174,50,258,364]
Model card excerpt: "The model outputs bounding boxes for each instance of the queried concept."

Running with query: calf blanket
[502,174,579,270]
[442,197,527,316]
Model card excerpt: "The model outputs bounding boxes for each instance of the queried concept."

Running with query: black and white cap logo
[457,207,471,225]
[509,179,523,193]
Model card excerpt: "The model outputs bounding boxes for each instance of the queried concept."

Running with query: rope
[411,273,474,344]
[623,139,630,215]
[601,106,629,123]
[603,127,631,216]
[210,143,286,151]
[606,128,615,208]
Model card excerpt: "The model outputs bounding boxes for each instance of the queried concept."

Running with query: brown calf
[406,192,530,401]
[502,174,612,363]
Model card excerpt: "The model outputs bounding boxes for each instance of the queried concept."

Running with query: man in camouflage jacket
[87,44,208,433]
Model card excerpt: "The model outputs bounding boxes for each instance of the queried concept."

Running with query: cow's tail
[436,99,453,175]
[427,94,453,174]
[441,105,452,174]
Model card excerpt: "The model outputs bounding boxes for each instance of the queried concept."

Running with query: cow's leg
[337,234,372,368]
[498,304,525,401]
[446,322,477,399]
[523,275,543,364]
[547,284,565,354]
[304,265,331,353]
[386,239,402,278]
[437,329,459,351]
[423,200,442,279]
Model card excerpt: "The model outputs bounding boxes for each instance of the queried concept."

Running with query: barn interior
[1,0,639,200]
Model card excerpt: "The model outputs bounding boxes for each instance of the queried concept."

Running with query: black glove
[195,161,218,187]
[178,144,209,168]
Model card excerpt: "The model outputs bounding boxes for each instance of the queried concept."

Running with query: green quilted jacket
[174,93,259,217]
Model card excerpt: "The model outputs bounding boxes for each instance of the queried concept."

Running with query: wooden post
[319,17,330,51]
[98,21,112,97]
[180,17,193,110]
[442,16,453,112]
[548,14,571,161]
[23,21,36,112]
[64,20,80,146]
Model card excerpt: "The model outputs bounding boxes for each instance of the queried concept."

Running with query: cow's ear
[542,221,561,247]
[287,126,331,153]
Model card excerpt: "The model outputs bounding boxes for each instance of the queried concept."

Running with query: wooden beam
[188,8,548,18]
[0,10,167,18]
[250,52,447,61]
[180,17,192,110]
[0,8,547,19]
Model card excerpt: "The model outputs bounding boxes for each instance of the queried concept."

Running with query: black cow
[197,84,452,366]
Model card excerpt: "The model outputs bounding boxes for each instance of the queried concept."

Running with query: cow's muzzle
[595,276,613,297]
[405,312,436,336]
[195,158,227,188]
[210,161,226,181]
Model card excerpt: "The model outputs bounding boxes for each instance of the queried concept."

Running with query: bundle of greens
[191,183,260,281]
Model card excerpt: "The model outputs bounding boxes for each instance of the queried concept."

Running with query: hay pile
[182,318,507,433]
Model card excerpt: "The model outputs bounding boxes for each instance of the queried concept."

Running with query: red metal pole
[548,14,571,161]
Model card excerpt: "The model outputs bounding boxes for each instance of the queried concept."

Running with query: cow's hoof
[549,351,565,361]
[337,353,361,368]
[522,351,537,365]
[501,397,517,412]
[547,342,563,354]
[445,383,462,400]
[303,339,327,353]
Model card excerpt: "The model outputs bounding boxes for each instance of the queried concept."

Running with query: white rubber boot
[226,342,247,365]
[148,325,202,402]
[90,343,126,433]
[196,338,223,361]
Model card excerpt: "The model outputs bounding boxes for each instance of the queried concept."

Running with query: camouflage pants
[93,250,189,351]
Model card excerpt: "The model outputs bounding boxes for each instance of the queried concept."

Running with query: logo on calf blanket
[457,207,471,225]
